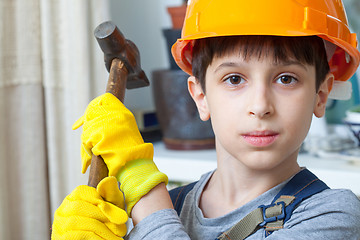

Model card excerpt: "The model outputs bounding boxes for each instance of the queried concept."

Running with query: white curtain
[0,0,110,239]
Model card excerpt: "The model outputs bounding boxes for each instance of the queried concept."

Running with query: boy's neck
[199,150,301,218]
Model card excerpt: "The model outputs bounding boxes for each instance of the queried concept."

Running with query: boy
[52,0,360,239]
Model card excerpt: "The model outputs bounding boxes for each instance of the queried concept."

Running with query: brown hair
[191,35,330,92]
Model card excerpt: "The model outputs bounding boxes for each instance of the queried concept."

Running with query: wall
[108,0,183,111]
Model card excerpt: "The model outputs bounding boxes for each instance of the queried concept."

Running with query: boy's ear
[187,76,210,121]
[314,73,334,118]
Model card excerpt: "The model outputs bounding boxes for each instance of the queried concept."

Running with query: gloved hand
[51,176,128,240]
[72,93,154,176]
[73,93,168,215]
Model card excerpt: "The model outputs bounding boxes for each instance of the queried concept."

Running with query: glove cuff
[105,143,154,177]
[116,158,168,215]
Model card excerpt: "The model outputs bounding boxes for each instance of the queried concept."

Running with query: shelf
[153,142,360,196]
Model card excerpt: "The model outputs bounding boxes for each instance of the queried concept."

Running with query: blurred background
[0,0,359,239]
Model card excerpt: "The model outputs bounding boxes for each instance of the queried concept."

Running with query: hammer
[88,21,149,188]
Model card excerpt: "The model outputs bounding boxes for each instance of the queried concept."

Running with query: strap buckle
[259,201,285,227]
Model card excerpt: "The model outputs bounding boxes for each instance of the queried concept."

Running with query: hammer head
[94,21,149,89]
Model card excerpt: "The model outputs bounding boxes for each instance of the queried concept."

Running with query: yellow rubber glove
[73,93,168,216]
[51,176,128,240]
[72,93,154,176]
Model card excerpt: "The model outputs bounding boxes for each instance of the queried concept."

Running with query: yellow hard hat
[172,0,360,82]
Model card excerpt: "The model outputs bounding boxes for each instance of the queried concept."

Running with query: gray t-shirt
[127,170,360,239]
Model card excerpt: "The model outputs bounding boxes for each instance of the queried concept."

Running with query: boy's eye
[276,75,297,85]
[224,75,245,85]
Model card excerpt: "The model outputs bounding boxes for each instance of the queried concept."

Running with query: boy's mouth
[242,131,279,147]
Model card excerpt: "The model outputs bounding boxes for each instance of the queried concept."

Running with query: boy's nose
[247,86,274,118]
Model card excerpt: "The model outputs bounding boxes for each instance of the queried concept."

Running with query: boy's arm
[126,209,191,240]
[131,183,173,225]
[126,184,192,239]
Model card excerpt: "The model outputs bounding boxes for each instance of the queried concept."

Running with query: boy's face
[188,51,333,172]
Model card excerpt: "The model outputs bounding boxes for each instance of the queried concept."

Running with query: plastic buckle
[259,201,285,227]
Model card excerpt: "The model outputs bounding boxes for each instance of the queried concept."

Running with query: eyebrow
[214,62,242,73]
[214,59,308,73]
[276,60,308,70]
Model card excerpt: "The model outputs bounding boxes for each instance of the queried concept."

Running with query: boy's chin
[233,150,299,172]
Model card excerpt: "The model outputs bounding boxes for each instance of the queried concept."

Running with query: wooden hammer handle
[88,58,128,188]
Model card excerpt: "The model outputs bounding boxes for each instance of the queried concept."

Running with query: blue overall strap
[271,168,329,222]
[262,168,330,237]
[169,181,198,216]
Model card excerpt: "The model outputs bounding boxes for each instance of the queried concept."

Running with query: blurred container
[152,69,215,150]
[167,4,187,29]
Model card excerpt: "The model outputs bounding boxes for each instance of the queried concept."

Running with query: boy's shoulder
[285,188,360,232]
[295,187,360,215]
